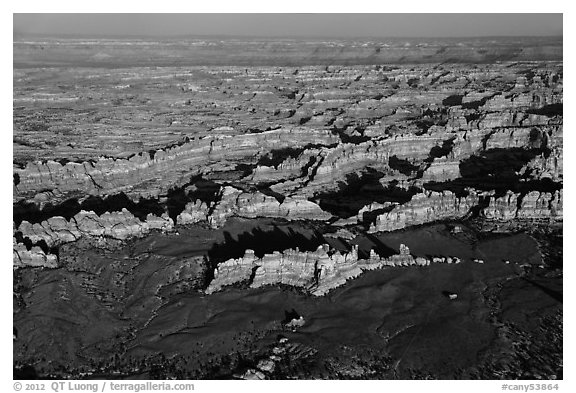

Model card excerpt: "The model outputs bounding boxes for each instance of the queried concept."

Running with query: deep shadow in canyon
[207,225,326,264]
[316,169,419,219]
[425,147,562,199]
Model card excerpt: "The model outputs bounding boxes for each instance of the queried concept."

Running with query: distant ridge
[14,35,562,68]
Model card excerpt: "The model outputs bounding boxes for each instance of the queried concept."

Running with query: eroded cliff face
[206,242,469,296]
[13,128,340,206]
[368,190,480,232]
[367,188,562,233]
[13,61,562,272]
[14,210,174,268]
[207,186,332,228]
[13,62,563,255]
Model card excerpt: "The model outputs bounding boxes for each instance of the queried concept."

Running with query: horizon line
[13,32,564,40]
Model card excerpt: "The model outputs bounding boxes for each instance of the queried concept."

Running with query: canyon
[13,35,562,380]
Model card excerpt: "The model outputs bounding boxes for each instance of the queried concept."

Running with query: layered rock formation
[478,190,562,222]
[207,186,332,228]
[176,200,210,225]
[519,148,563,181]
[517,190,563,220]
[483,191,519,221]
[13,37,563,380]
[369,188,563,233]
[420,157,462,183]
[368,190,481,232]
[206,245,360,295]
[13,58,563,272]
[13,241,58,268]
[14,128,339,206]
[14,209,174,267]
[17,209,173,248]
[207,243,468,296]
[246,148,324,184]
[284,135,448,198]
[251,248,319,289]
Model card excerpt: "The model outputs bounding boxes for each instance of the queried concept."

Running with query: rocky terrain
[13,36,562,380]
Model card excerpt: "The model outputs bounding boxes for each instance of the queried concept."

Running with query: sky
[13,13,563,38]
